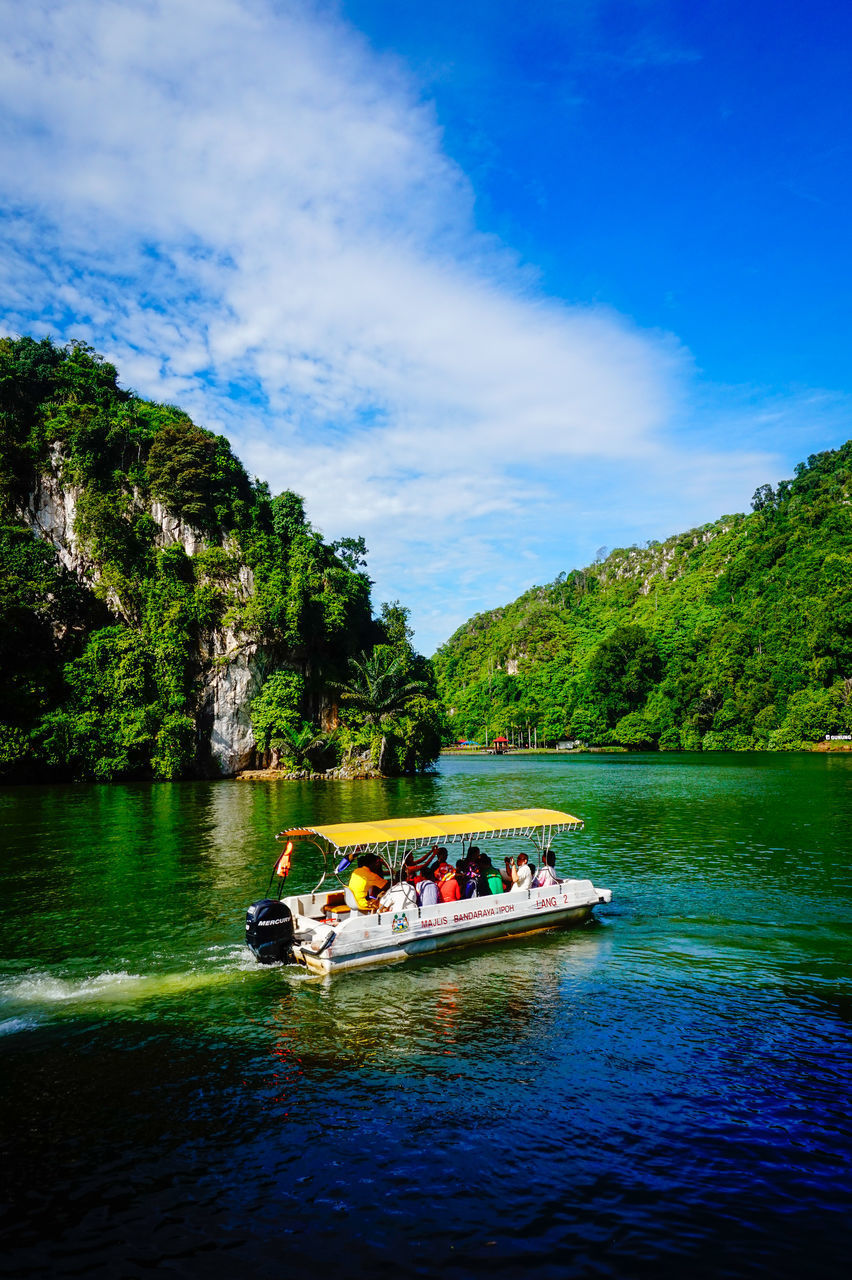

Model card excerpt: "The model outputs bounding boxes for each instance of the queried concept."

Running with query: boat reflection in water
[263,922,612,1096]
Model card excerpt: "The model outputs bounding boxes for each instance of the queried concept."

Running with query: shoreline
[236,765,383,782]
[439,742,852,757]
[236,741,852,780]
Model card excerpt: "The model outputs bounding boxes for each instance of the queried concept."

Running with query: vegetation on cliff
[0,336,442,780]
[434,442,852,751]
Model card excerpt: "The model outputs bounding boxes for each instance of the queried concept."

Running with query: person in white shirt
[417,867,440,908]
[509,852,533,892]
[532,850,561,888]
[379,871,418,913]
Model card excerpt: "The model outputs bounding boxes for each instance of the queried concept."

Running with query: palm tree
[280,722,330,770]
[337,649,427,726]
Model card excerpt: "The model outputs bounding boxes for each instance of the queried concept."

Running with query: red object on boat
[275,841,294,878]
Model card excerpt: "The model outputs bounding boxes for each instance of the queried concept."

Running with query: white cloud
[0,0,844,652]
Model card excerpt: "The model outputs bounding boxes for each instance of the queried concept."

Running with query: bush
[147,420,252,533]
[680,726,703,751]
[612,711,658,750]
[702,729,752,751]
[777,686,841,747]
[250,671,306,762]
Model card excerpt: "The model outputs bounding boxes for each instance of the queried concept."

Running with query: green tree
[277,721,332,771]
[250,671,306,767]
[331,535,368,572]
[336,645,443,774]
[337,647,427,727]
[0,336,400,782]
[39,628,158,781]
[146,419,252,532]
[435,441,852,753]
[271,490,309,546]
[0,522,98,774]
[379,599,415,649]
[612,711,657,750]
[586,625,661,727]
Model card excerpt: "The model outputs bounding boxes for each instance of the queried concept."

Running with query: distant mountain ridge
[434,442,852,751]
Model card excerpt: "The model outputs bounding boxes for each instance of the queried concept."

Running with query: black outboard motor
[246,899,295,964]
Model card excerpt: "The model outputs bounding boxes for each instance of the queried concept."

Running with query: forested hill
[434,443,852,751]
[0,336,442,781]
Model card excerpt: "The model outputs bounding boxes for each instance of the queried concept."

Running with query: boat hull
[290,883,608,975]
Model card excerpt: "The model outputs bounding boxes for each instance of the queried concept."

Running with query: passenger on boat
[432,847,451,878]
[380,869,417,912]
[405,844,444,874]
[455,860,476,899]
[402,846,435,890]
[463,847,484,897]
[348,854,388,911]
[437,863,462,903]
[508,852,533,892]
[417,867,440,907]
[481,856,505,896]
[532,850,561,888]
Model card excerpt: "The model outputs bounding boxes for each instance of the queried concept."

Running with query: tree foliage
[250,670,305,765]
[334,603,444,774]
[435,443,852,752]
[146,418,254,532]
[0,336,439,781]
[337,647,428,726]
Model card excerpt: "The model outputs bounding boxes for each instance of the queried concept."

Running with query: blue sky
[346,0,852,390]
[1,0,850,652]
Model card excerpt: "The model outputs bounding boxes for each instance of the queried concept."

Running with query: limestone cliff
[0,335,381,783]
[18,464,268,775]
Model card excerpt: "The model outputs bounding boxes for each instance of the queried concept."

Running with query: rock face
[199,626,267,776]
[149,500,208,558]
[25,465,87,576]
[19,466,266,777]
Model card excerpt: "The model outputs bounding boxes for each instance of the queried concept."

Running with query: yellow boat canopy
[279,807,583,858]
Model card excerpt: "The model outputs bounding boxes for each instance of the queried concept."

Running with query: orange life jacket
[438,870,461,902]
[275,841,294,878]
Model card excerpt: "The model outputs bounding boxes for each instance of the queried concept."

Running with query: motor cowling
[246,898,295,964]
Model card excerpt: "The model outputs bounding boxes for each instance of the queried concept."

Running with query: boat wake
[0,944,270,1025]
[0,1014,42,1036]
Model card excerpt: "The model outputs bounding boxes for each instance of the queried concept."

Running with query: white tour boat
[245,807,611,976]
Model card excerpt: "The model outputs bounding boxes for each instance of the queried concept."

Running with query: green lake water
[1,753,850,1278]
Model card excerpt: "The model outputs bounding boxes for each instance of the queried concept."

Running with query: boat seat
[343,887,365,913]
[321,890,351,917]
[321,888,369,916]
